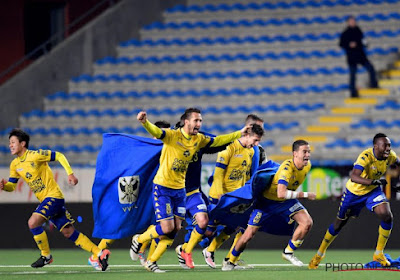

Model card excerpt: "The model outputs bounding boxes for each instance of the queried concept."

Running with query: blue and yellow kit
[346,148,398,196]
[263,159,311,201]
[209,139,254,200]
[5,149,73,202]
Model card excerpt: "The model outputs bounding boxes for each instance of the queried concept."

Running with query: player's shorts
[248,198,306,236]
[186,191,208,221]
[153,184,186,222]
[337,187,388,220]
[34,197,75,231]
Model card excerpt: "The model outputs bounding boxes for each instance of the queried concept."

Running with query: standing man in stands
[339,15,378,98]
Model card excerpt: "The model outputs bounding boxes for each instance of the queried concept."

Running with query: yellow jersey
[346,148,398,196]
[142,120,241,190]
[9,150,64,202]
[263,159,311,201]
[209,140,254,199]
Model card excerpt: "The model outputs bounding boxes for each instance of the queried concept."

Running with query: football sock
[208,231,230,253]
[71,231,101,256]
[147,239,159,260]
[375,222,392,254]
[140,241,150,253]
[229,247,243,263]
[184,225,206,253]
[316,224,339,256]
[284,239,303,254]
[138,224,163,243]
[148,237,173,262]
[31,227,51,257]
[92,239,114,260]
[226,230,243,259]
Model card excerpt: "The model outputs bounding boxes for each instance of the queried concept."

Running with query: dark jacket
[339,26,368,64]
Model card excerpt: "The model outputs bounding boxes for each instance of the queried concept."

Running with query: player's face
[375,137,391,160]
[245,134,261,148]
[185,112,202,135]
[294,144,311,168]
[9,136,25,156]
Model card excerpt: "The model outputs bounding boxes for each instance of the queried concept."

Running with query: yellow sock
[75,233,101,256]
[138,225,159,243]
[317,230,337,256]
[208,231,230,253]
[375,225,391,253]
[185,228,204,253]
[148,237,173,262]
[182,243,188,251]
[148,239,158,259]
[226,231,242,259]
[33,231,51,256]
[229,253,240,263]
[140,241,150,253]
[92,239,114,260]
[284,239,303,254]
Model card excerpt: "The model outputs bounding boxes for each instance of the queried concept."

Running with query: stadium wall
[1,200,400,250]
[0,0,185,130]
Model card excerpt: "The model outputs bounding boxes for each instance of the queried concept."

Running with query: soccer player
[130,108,250,272]
[309,133,399,269]
[203,124,264,270]
[89,120,172,270]
[225,140,316,270]
[178,114,266,269]
[0,129,110,270]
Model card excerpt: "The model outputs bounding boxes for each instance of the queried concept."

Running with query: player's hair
[182,108,201,121]
[245,114,264,125]
[9,128,30,148]
[373,133,388,144]
[154,120,171,129]
[249,124,264,137]
[292,139,309,152]
[346,15,355,22]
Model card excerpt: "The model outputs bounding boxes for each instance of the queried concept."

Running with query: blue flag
[209,160,280,229]
[92,133,162,239]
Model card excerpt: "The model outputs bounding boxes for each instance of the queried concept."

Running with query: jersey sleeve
[276,161,293,187]
[209,147,232,198]
[353,151,370,171]
[9,161,20,183]
[388,150,398,165]
[33,149,56,162]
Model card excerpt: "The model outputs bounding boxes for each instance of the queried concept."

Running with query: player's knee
[161,223,175,234]
[61,225,74,238]
[381,212,393,224]
[196,216,209,229]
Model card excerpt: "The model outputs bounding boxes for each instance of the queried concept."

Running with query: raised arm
[137,111,163,139]
[210,124,251,148]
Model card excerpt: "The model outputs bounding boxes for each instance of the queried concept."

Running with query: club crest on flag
[118,175,140,204]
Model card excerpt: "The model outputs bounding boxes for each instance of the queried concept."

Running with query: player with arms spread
[309,133,400,269]
[130,108,250,272]
[0,129,110,271]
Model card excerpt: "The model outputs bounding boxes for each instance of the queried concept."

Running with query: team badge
[26,172,32,179]
[183,150,190,157]
[118,175,140,204]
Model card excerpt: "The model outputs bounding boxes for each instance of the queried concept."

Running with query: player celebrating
[130,108,250,272]
[203,124,264,270]
[309,133,399,269]
[0,129,110,270]
[225,140,316,270]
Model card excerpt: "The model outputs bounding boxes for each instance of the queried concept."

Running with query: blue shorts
[337,187,388,220]
[34,197,75,231]
[186,191,208,221]
[248,198,306,236]
[153,184,186,222]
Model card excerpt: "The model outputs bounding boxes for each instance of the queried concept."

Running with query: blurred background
[0,0,400,250]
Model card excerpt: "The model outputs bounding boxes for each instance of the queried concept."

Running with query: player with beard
[129,108,250,272]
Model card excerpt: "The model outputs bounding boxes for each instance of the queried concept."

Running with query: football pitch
[1,249,400,280]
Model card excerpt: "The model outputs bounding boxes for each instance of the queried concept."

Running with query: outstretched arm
[209,124,252,148]
[277,183,315,200]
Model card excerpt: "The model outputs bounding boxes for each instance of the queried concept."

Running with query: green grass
[1,249,400,280]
